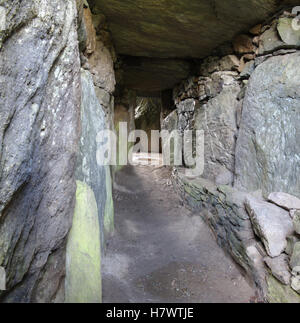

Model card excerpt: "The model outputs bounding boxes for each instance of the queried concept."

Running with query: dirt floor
[102,160,255,303]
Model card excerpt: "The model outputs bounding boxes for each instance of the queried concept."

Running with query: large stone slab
[0,0,81,302]
[76,69,114,248]
[264,255,291,285]
[194,76,240,184]
[235,53,300,198]
[90,0,278,59]
[66,181,102,303]
[268,192,300,211]
[245,196,293,257]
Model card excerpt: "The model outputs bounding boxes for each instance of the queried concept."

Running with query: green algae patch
[65,181,102,303]
[267,275,300,303]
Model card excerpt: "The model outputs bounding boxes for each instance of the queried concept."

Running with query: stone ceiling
[89,0,297,92]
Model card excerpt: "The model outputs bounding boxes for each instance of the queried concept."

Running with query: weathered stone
[235,53,300,198]
[90,0,278,59]
[233,34,256,54]
[88,39,116,93]
[291,276,300,294]
[290,242,300,269]
[268,192,300,211]
[245,196,293,258]
[240,60,255,78]
[286,236,300,256]
[267,275,300,303]
[293,211,300,235]
[172,169,266,294]
[264,255,291,285]
[200,56,220,76]
[277,17,300,46]
[82,7,97,54]
[0,0,81,303]
[66,181,102,303]
[219,55,240,71]
[258,25,286,55]
[194,78,240,183]
[76,69,114,248]
[250,24,262,35]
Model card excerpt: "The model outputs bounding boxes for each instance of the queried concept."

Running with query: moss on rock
[65,181,102,303]
[267,275,300,303]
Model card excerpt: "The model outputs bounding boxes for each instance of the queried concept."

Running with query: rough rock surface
[245,196,293,258]
[66,181,102,303]
[0,0,80,302]
[264,255,291,285]
[194,75,240,184]
[277,18,300,46]
[290,242,300,269]
[76,69,114,247]
[172,169,266,295]
[293,211,300,235]
[235,53,300,198]
[268,192,300,211]
[90,0,278,59]
[267,275,300,303]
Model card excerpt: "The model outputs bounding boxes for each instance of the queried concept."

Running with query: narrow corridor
[102,160,255,303]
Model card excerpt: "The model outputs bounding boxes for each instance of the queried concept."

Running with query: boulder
[0,0,81,302]
[235,53,300,198]
[66,181,102,303]
[264,255,291,285]
[277,18,300,46]
[245,196,293,257]
[290,242,300,269]
[194,78,240,183]
[268,192,300,211]
[258,24,286,55]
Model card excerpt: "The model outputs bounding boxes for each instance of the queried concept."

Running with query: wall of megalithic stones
[165,10,300,302]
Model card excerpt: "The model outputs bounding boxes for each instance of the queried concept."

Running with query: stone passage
[102,162,255,303]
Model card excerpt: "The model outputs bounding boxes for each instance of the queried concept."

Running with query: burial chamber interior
[0,0,300,303]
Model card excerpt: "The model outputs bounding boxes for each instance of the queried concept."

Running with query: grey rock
[219,55,240,71]
[194,80,240,183]
[173,170,266,293]
[88,39,116,93]
[277,18,300,46]
[240,60,255,78]
[293,211,300,235]
[245,196,293,258]
[76,69,114,248]
[268,192,300,211]
[286,236,300,256]
[0,0,81,302]
[258,25,286,55]
[290,242,300,269]
[235,53,300,198]
[264,254,291,285]
[291,276,300,294]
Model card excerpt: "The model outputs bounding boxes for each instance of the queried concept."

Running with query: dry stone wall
[169,9,300,302]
